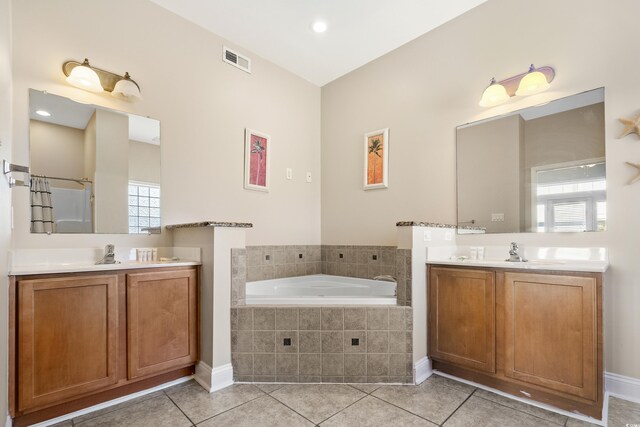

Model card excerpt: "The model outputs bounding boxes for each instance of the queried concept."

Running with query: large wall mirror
[29,89,161,234]
[457,88,605,234]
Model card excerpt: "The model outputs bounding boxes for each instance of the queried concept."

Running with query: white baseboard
[414,357,433,384]
[194,362,234,393]
[605,371,640,404]
[29,375,193,427]
[5,415,11,427]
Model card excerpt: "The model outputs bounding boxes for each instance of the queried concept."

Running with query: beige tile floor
[50,374,640,426]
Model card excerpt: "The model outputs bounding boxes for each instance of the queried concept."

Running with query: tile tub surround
[231,248,247,306]
[238,245,413,306]
[231,306,413,384]
[246,245,323,282]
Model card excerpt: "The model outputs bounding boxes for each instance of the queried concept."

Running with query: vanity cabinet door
[504,272,598,401]
[17,275,119,412]
[428,267,496,373]
[127,269,198,379]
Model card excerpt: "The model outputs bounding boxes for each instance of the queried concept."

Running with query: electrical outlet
[286,168,293,180]
[491,213,505,222]
[306,172,312,183]
[445,231,453,241]
[423,230,432,241]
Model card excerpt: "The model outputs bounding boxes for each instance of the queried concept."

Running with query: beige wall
[129,140,161,184]
[457,114,523,232]
[11,0,321,248]
[321,0,640,379]
[29,120,85,189]
[0,0,11,422]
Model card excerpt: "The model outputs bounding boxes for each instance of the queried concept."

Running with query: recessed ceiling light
[35,110,51,117]
[312,21,327,33]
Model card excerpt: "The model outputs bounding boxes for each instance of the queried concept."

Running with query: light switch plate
[423,230,432,241]
[445,231,453,241]
[286,168,293,180]
[306,172,312,183]
[491,213,505,222]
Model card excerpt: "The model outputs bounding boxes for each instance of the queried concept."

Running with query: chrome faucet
[505,242,528,262]
[96,244,118,265]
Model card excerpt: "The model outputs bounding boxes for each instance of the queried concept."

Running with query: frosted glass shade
[516,70,550,96]
[479,82,510,107]
[112,77,142,101]
[66,64,103,93]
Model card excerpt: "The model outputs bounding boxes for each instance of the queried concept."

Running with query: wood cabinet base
[12,366,194,427]
[433,361,602,419]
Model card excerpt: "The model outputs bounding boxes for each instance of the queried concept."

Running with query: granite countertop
[165,221,253,230]
[396,221,486,231]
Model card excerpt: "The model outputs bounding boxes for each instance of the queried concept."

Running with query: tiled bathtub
[231,306,413,384]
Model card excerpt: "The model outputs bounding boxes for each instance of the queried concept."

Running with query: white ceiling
[150,0,487,86]
[30,90,161,145]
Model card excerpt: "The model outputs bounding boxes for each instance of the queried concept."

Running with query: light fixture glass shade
[112,74,142,101]
[479,81,510,107]
[66,62,103,93]
[516,70,550,96]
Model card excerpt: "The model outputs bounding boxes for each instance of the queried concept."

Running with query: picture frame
[244,128,271,192]
[363,128,389,190]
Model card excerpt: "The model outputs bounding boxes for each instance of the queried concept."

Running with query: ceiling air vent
[223,46,251,73]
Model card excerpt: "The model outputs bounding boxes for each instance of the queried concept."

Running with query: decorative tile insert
[231,306,413,384]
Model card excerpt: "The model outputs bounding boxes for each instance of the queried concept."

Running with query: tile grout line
[439,388,477,426]
[368,392,443,425]
[313,391,370,425]
[187,388,267,426]
[267,389,324,426]
[163,389,197,426]
[472,392,568,426]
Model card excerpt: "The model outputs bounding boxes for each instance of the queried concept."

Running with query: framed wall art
[363,128,389,190]
[244,128,271,192]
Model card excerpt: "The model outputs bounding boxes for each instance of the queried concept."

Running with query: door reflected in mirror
[29,89,161,234]
[456,88,605,234]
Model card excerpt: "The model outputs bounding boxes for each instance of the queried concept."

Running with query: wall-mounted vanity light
[62,58,143,101]
[479,64,555,107]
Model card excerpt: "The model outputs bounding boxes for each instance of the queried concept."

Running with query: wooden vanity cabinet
[127,269,198,379]
[427,265,603,419]
[9,266,199,427]
[428,267,495,373]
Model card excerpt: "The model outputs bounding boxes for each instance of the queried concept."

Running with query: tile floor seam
[190,393,266,426]
[439,387,477,426]
[368,393,441,425]
[163,390,197,426]
[472,391,568,426]
[266,393,323,426]
[315,392,369,425]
